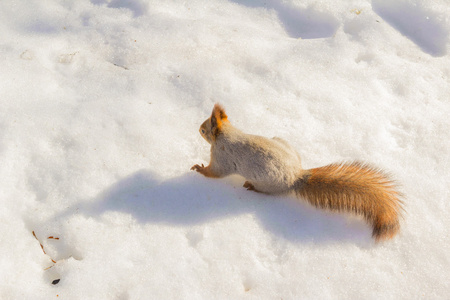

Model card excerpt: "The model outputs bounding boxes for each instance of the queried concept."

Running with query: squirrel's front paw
[191,164,205,172]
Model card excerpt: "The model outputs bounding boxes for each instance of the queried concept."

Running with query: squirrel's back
[215,124,306,194]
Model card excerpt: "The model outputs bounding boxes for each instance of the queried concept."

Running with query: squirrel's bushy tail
[296,162,404,241]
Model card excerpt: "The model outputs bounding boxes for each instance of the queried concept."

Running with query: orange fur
[211,104,228,138]
[297,162,403,241]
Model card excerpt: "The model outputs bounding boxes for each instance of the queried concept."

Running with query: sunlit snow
[1,0,449,299]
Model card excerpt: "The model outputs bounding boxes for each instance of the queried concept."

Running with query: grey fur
[210,123,309,194]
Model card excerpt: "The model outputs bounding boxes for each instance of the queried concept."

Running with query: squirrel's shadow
[62,170,372,244]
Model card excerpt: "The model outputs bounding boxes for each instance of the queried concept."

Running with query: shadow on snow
[56,169,372,245]
[230,0,339,39]
[372,0,448,57]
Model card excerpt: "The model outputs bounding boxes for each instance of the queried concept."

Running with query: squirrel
[191,104,404,241]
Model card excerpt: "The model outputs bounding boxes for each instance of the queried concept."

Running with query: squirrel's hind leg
[243,181,261,192]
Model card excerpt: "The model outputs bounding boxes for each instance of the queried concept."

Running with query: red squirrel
[191,104,404,241]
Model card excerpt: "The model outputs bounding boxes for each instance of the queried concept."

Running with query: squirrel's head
[199,103,228,144]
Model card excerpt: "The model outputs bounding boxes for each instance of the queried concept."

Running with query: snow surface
[1,0,449,299]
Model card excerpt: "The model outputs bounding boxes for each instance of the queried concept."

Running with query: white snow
[1,0,449,298]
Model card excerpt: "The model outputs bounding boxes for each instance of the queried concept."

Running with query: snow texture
[0,0,449,299]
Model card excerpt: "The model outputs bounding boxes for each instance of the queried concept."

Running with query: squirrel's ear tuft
[210,103,228,137]
[212,103,228,121]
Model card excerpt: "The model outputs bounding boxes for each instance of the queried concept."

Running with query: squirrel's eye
[201,129,205,134]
